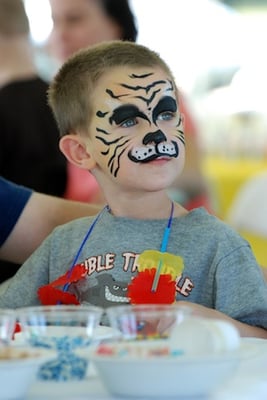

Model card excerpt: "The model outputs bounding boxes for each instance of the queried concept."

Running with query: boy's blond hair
[48,40,178,137]
[0,0,29,36]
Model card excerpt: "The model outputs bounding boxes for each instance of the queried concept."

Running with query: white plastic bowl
[0,346,54,400]
[92,346,240,398]
[95,305,242,397]
[16,305,103,381]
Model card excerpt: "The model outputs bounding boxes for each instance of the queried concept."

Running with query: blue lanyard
[152,201,174,291]
[63,205,109,292]
[63,202,174,293]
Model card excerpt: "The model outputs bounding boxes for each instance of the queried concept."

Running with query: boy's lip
[146,156,172,165]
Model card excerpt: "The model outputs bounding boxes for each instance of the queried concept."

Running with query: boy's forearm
[232,320,267,339]
[178,301,267,339]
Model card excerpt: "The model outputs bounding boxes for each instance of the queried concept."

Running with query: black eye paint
[109,104,149,125]
[152,96,177,125]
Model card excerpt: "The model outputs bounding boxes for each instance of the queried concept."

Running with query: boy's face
[84,66,185,193]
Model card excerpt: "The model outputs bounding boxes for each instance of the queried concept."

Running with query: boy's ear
[59,134,96,170]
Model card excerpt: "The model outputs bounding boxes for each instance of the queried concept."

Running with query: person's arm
[177,301,267,339]
[0,192,101,264]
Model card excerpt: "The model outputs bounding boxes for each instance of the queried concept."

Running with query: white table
[27,338,267,400]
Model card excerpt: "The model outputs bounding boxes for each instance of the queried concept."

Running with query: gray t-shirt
[1,207,266,328]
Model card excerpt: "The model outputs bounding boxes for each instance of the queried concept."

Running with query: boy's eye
[157,111,175,121]
[121,117,137,128]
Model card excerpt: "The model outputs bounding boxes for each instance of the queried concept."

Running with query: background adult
[46,0,211,211]
[0,0,66,195]
[0,0,67,279]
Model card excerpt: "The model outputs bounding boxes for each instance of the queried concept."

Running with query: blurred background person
[0,0,66,196]
[0,0,66,281]
[46,0,212,211]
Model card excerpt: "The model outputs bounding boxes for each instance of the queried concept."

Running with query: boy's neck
[105,193,188,220]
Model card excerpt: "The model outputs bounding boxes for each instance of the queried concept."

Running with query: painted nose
[143,130,167,145]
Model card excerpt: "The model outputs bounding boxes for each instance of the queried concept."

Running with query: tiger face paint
[87,66,185,192]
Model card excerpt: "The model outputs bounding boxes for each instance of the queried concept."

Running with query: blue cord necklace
[63,202,174,293]
[62,205,109,292]
[152,201,174,291]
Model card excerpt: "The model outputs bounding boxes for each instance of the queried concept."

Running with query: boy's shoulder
[53,215,97,235]
[185,207,241,236]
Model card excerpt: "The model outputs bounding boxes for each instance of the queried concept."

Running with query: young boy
[0,41,266,338]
